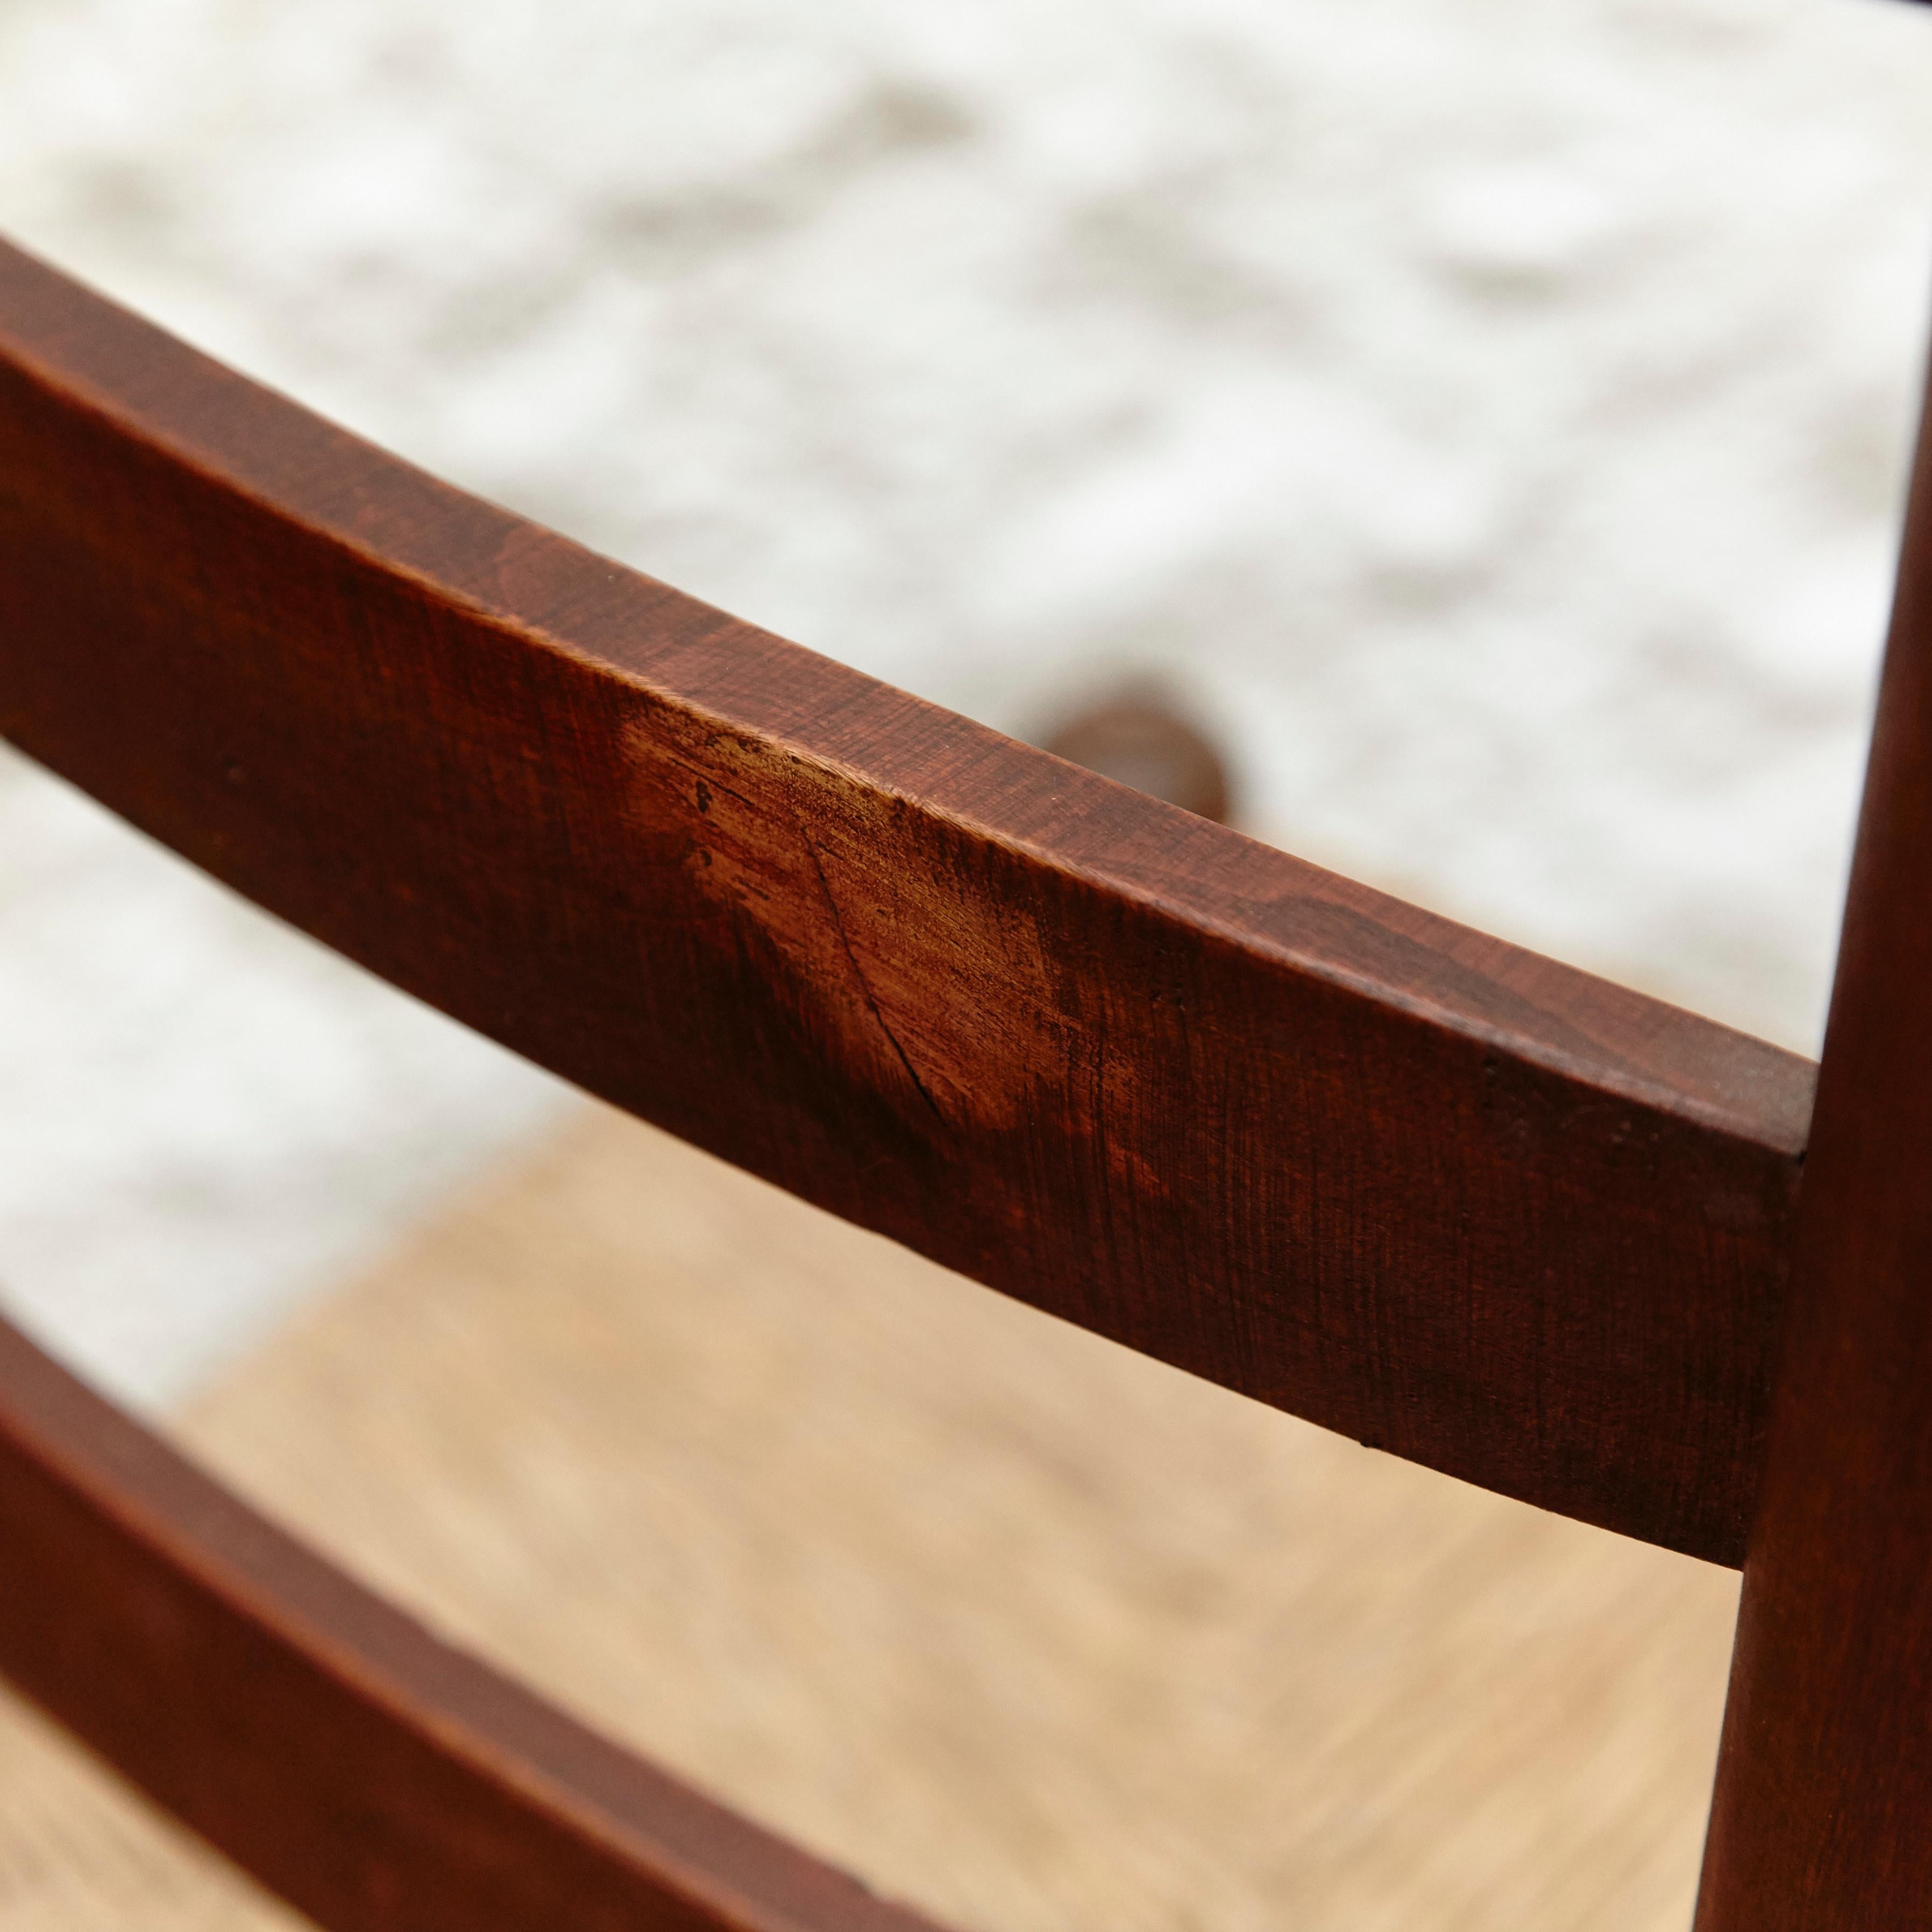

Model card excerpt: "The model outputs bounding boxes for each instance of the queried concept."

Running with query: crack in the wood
[662,753,758,817]
[801,828,948,1128]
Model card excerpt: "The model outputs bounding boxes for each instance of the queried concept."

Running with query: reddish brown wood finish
[0,236,1811,1565]
[1691,365,1932,1925]
[0,1312,941,1932]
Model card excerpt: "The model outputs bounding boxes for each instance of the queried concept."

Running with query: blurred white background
[2,0,1930,1403]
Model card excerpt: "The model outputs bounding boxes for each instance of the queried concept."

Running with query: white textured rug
[2,0,1928,1396]
[0,10,1912,1917]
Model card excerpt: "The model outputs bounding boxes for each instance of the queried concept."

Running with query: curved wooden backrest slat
[0,1312,945,1932]
[0,236,1811,1564]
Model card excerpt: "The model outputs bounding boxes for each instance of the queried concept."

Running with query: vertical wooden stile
[1694,354,1932,1924]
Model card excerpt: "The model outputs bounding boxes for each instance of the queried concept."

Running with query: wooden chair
[0,224,1922,1928]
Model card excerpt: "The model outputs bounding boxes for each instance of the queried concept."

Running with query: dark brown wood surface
[0,1310,946,1932]
[0,236,1812,1564]
[1692,361,1932,1926]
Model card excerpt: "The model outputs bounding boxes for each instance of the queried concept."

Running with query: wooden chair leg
[1693,358,1932,1925]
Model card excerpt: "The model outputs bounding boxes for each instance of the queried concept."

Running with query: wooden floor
[0,1106,1740,1931]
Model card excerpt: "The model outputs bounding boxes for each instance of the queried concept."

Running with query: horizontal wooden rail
[0,1312,943,1931]
[0,236,1810,1567]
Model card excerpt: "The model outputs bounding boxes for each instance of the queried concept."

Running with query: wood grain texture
[0,1310,943,1932]
[1692,361,1932,1926]
[0,235,1813,1562]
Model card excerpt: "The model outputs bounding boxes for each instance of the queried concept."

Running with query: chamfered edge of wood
[0,235,1812,1570]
